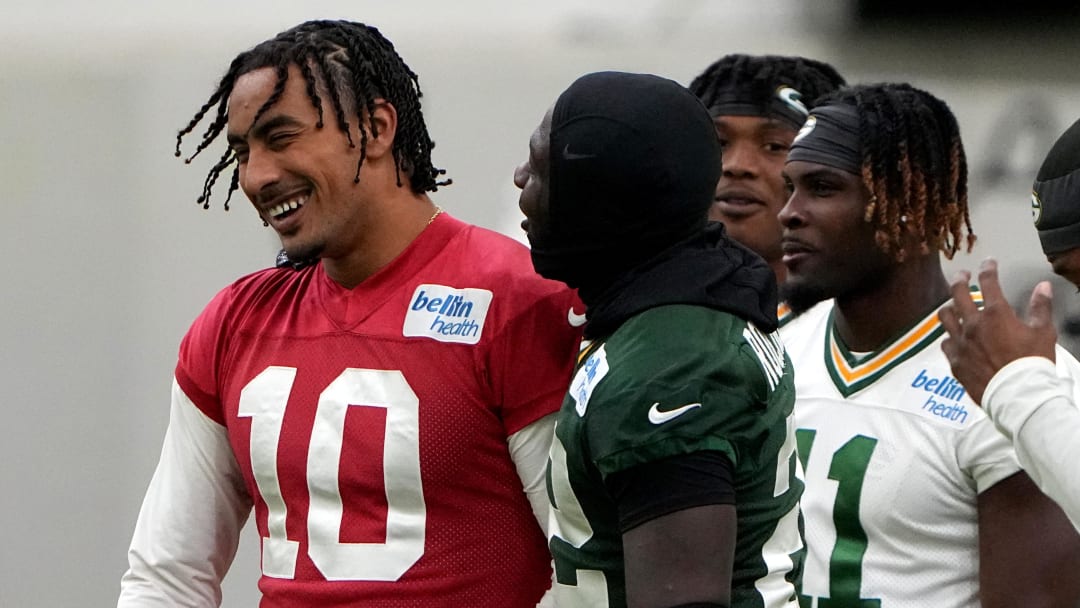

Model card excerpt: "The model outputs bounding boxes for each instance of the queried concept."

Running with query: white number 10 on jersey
[239,366,426,581]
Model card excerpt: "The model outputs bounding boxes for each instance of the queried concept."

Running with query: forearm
[509,412,557,536]
[509,413,558,608]
[612,452,736,608]
[977,471,1080,606]
[118,379,252,607]
[984,357,1080,528]
[622,504,735,608]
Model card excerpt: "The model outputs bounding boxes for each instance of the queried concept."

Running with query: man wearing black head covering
[513,71,804,608]
[941,116,1080,527]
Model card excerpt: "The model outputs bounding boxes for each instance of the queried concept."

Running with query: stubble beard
[780,277,831,317]
[282,235,326,265]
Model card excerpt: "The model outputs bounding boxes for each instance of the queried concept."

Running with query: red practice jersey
[176,214,582,606]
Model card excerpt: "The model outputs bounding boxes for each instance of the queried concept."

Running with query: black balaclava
[528,71,722,303]
[527,71,778,338]
[1034,117,1080,255]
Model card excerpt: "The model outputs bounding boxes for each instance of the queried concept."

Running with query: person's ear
[361,100,398,160]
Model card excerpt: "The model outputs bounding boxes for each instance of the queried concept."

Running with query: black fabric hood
[529,71,722,303]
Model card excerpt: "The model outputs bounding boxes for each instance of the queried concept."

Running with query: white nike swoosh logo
[647,402,702,424]
[567,307,587,327]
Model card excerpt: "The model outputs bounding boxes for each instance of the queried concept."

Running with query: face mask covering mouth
[529,71,721,303]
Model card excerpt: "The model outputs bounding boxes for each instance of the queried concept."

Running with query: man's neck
[323,192,440,290]
[832,257,949,353]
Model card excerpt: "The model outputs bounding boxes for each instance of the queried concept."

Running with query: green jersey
[547,304,804,607]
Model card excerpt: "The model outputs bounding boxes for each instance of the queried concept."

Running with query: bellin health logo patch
[403,284,493,345]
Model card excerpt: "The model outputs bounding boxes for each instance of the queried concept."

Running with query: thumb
[1027,281,1054,328]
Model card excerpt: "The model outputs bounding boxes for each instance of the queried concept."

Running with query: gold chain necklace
[427,205,443,226]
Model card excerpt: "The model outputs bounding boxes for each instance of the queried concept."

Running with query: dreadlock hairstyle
[175,20,450,210]
[814,83,975,262]
[689,54,847,112]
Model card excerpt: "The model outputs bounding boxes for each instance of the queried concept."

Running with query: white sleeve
[508,413,558,608]
[507,414,557,608]
[118,378,253,607]
[508,412,556,536]
[983,354,1080,529]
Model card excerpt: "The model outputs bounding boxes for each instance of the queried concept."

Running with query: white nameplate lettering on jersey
[906,368,972,428]
[570,345,609,416]
[403,284,493,345]
[743,324,786,390]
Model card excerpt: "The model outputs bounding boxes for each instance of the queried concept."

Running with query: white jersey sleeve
[508,412,557,537]
[118,378,253,607]
[983,352,1080,529]
[508,412,558,608]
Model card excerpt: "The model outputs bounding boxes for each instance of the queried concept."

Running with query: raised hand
[939,258,1058,405]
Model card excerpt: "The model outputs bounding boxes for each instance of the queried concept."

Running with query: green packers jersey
[546,304,805,608]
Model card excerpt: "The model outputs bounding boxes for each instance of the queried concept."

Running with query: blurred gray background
[3,1,1078,606]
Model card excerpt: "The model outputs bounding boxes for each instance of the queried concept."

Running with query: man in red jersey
[118,20,581,607]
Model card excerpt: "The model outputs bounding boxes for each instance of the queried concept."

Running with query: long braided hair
[175,20,450,210]
[689,54,847,111]
[818,83,975,261]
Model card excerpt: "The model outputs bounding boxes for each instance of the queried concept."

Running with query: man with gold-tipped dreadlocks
[118,20,582,606]
[779,83,1080,607]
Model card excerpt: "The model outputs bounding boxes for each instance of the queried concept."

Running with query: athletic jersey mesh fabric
[781,299,1021,608]
[548,304,804,608]
[174,213,582,607]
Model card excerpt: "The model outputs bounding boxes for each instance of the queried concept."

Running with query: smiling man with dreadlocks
[118,20,582,607]
[778,82,1080,607]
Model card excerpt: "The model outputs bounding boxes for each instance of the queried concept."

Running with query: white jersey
[781,299,1020,608]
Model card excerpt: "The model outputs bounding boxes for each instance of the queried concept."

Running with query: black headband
[706,84,810,130]
[786,103,861,175]
[1034,117,1080,255]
